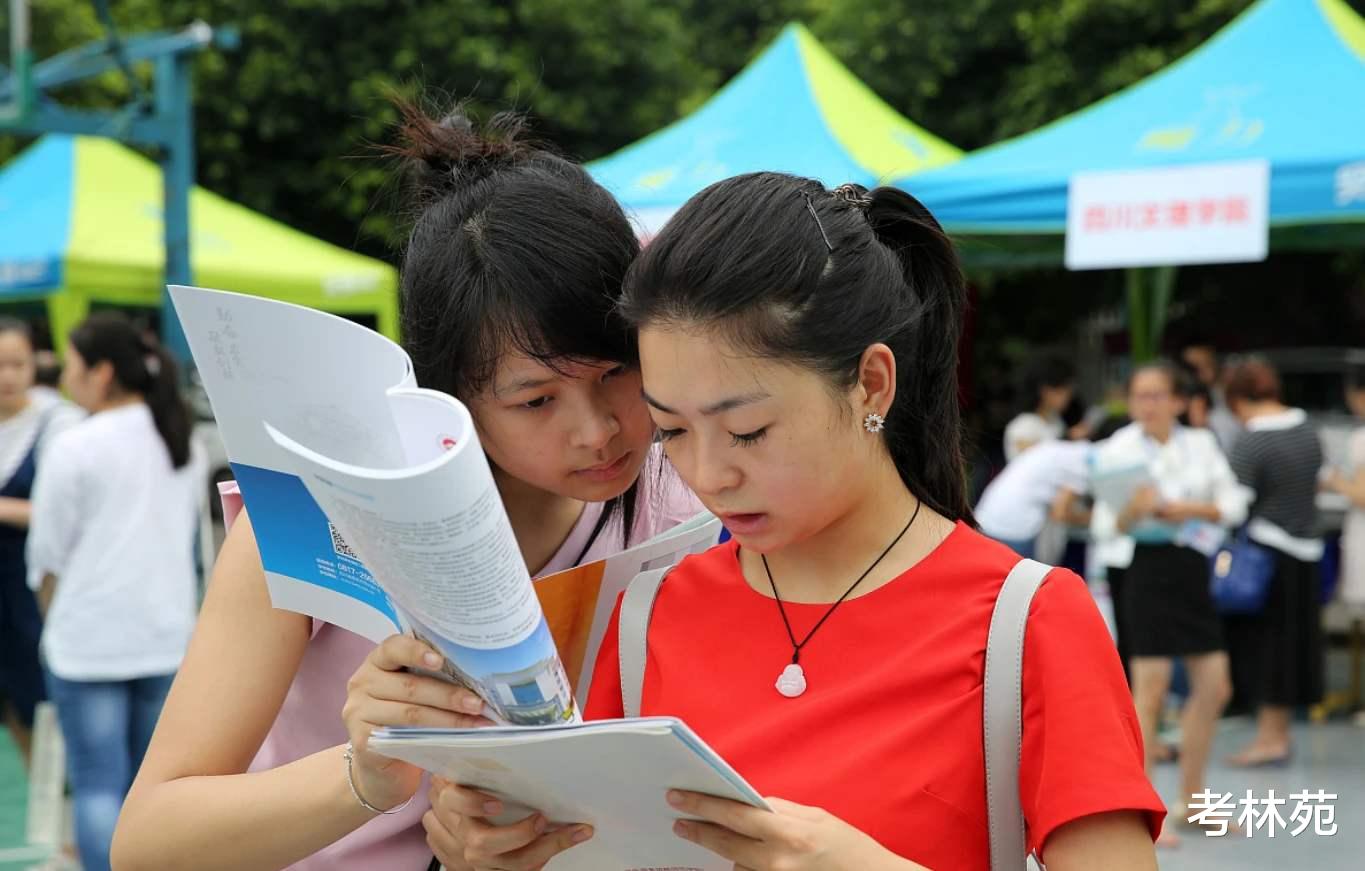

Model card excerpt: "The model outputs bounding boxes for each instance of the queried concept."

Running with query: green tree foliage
[4,0,1363,254]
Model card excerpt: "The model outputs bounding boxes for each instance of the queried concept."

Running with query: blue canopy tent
[589,23,961,237]
[893,0,1365,356]
[898,0,1365,257]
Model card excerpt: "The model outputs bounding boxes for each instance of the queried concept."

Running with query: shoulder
[1006,413,1045,434]
[1182,427,1230,461]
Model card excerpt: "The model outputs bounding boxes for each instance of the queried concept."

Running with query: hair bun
[388,100,540,205]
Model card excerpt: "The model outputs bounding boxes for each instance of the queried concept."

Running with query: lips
[718,512,768,536]
[575,451,632,482]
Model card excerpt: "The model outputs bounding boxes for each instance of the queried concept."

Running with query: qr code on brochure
[328,523,359,561]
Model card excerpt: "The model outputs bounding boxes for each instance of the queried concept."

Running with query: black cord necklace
[763,499,922,698]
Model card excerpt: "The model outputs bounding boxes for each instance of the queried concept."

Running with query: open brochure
[369,717,768,871]
[171,286,721,723]
[1088,461,1153,510]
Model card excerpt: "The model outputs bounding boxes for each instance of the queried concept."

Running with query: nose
[680,437,742,498]
[570,393,622,453]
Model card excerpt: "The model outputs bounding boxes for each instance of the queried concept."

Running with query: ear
[855,343,897,418]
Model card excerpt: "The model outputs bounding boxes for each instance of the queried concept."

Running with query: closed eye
[601,365,627,382]
[657,427,686,442]
[730,428,767,447]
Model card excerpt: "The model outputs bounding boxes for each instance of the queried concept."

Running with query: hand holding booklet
[172,285,723,722]
[371,718,769,871]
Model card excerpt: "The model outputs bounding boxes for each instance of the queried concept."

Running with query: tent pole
[157,51,194,365]
[46,290,88,359]
[1126,266,1179,365]
[1126,269,1151,364]
[1149,265,1177,356]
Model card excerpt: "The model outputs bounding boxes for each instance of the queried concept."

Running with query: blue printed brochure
[171,286,720,723]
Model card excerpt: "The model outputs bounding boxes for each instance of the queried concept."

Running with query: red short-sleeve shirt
[585,523,1165,869]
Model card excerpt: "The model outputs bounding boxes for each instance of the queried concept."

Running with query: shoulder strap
[618,565,672,719]
[984,558,1052,871]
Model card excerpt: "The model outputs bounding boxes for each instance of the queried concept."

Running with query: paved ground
[1150,717,1364,870]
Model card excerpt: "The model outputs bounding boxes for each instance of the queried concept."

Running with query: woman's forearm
[0,496,30,528]
[113,744,380,871]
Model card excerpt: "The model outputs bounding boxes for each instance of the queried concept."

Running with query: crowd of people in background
[0,312,203,871]
[2,300,1363,868]
[976,344,1365,846]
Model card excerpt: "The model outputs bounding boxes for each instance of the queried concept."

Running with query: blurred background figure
[1180,340,1244,451]
[26,312,204,871]
[1178,363,1214,430]
[975,438,1092,560]
[1003,355,1075,461]
[0,319,82,767]
[1221,356,1325,767]
[1327,364,1365,609]
[1090,361,1247,845]
[31,348,65,403]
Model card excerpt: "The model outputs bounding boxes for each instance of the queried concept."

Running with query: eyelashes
[656,427,768,448]
[730,428,768,447]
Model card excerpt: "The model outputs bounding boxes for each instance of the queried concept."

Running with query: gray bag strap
[983,558,1053,871]
[618,566,673,719]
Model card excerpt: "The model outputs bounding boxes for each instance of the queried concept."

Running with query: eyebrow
[643,389,771,417]
[494,377,555,397]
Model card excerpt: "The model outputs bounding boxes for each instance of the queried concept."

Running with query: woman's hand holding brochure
[425,776,593,871]
[343,634,495,814]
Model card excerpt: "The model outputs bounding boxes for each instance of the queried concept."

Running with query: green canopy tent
[0,134,399,351]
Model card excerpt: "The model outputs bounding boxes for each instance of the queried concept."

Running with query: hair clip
[803,194,834,253]
[833,184,873,210]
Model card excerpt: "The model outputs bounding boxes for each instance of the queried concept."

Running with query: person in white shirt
[27,313,204,871]
[0,318,83,765]
[1003,356,1075,461]
[975,439,1091,559]
[1090,361,1248,847]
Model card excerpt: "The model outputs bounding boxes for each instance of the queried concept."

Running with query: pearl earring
[863,412,885,434]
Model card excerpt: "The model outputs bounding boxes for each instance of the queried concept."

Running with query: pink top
[220,445,701,870]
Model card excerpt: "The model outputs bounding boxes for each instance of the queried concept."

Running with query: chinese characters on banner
[1065,160,1270,270]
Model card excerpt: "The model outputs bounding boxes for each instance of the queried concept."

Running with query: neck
[92,393,142,414]
[1247,401,1288,420]
[0,394,30,422]
[1146,423,1175,443]
[492,466,586,575]
[743,455,956,604]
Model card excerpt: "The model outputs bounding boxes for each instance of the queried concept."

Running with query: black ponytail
[863,187,973,523]
[621,172,974,525]
[68,312,192,469]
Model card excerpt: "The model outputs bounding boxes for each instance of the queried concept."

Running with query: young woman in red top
[425,176,1164,870]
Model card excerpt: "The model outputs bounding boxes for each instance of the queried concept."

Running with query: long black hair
[388,101,644,537]
[620,173,974,525]
[68,312,192,468]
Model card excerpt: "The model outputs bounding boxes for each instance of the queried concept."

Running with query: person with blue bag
[1090,361,1247,846]
[1219,358,1324,767]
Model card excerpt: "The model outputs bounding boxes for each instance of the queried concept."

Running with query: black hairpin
[804,194,834,253]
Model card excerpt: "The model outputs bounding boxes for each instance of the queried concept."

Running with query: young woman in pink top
[112,105,700,871]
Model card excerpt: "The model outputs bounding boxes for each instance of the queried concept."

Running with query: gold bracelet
[344,742,414,815]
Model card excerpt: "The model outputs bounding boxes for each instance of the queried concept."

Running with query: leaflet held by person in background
[369,717,768,871]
